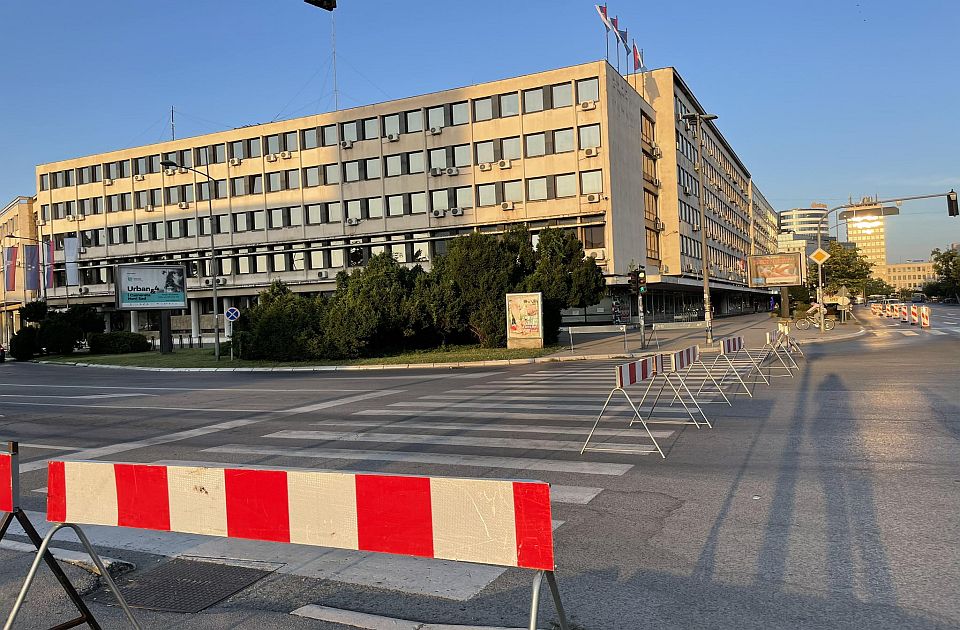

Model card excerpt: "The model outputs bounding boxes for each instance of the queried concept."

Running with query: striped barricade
[0,442,100,630]
[871,304,881,316]
[779,322,805,358]
[756,327,799,378]
[6,462,571,630]
[581,355,666,458]
[921,305,930,328]
[910,304,919,325]
[635,346,713,429]
[669,345,732,407]
[900,304,910,323]
[699,335,769,398]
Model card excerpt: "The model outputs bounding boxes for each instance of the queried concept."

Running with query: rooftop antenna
[170,106,176,140]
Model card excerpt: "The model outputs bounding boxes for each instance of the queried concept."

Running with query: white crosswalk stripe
[307,419,675,438]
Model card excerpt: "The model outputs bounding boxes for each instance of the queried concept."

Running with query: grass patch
[40,344,559,368]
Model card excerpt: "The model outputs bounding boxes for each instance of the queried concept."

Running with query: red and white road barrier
[0,443,17,514]
[6,461,570,630]
[921,305,930,328]
[642,345,714,428]
[910,304,919,325]
[900,304,909,323]
[871,304,881,316]
[47,461,554,570]
[585,355,667,457]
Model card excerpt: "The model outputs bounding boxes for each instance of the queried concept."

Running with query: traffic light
[637,268,647,294]
[949,190,959,217]
[304,0,336,10]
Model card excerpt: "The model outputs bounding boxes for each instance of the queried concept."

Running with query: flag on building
[595,4,614,31]
[64,237,80,286]
[632,43,644,72]
[42,238,55,289]
[3,246,16,292]
[22,244,39,292]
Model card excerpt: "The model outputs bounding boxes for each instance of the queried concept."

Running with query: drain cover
[96,559,271,613]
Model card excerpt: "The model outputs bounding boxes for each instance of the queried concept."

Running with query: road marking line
[305,420,675,438]
[291,604,525,630]
[17,390,405,473]
[898,330,919,336]
[259,429,649,453]
[354,409,691,421]
[204,444,638,474]
[0,383,371,393]
[282,390,404,413]
[389,401,688,412]
[0,393,153,399]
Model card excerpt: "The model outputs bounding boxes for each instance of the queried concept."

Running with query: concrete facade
[24,61,777,333]
[0,196,40,345]
[882,261,938,292]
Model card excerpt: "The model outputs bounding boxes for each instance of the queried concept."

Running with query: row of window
[41,78,604,191]
[42,169,605,224]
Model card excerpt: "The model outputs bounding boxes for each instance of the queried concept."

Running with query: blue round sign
[224,307,241,322]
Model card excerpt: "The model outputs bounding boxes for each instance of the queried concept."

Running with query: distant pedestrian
[769,296,776,312]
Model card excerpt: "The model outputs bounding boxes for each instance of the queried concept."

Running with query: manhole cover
[95,559,272,613]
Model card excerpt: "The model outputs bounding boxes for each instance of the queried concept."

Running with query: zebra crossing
[869,327,957,337]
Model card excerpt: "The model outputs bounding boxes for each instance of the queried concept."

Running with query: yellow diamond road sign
[810,248,831,265]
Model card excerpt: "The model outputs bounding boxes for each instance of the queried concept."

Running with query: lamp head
[160,160,178,169]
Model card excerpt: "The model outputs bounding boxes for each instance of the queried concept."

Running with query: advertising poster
[506,292,544,349]
[116,264,188,310]
[747,253,804,288]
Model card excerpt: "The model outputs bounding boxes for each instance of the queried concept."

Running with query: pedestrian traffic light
[637,268,647,294]
[949,190,959,217]
[628,270,639,294]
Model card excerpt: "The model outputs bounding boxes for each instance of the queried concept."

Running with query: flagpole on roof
[604,4,609,65]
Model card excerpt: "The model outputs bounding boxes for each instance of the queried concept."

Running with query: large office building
[0,196,39,344]
[883,261,938,292]
[12,61,777,338]
[844,207,888,272]
[779,206,829,237]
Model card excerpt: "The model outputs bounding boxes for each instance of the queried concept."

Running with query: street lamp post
[815,191,957,333]
[161,157,220,360]
[681,112,718,345]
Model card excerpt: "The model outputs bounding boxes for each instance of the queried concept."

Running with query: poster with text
[747,253,804,288]
[506,292,543,348]
[116,264,187,310]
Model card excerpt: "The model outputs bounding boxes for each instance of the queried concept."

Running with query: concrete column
[190,299,201,342]
[223,297,233,337]
[103,313,112,333]
[129,310,139,333]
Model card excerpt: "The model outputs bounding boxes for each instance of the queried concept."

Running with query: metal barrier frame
[0,442,103,630]
[637,353,713,430]
[757,330,799,378]
[698,340,769,398]
[669,347,731,407]
[581,358,667,458]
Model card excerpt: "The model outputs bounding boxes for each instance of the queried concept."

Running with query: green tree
[233,281,327,361]
[921,278,946,299]
[522,228,605,343]
[19,300,47,323]
[863,277,895,298]
[814,242,873,293]
[931,248,960,301]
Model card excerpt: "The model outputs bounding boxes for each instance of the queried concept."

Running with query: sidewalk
[551,312,865,358]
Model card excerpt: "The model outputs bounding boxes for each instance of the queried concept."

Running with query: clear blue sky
[1,0,957,261]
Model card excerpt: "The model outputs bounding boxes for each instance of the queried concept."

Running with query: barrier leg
[4,523,142,630]
[745,348,770,386]
[635,373,660,409]
[527,570,543,630]
[623,391,665,458]
[646,374,702,428]
[12,510,101,630]
[545,571,570,630]
[669,363,696,406]
[697,359,731,405]
[0,512,12,541]
[676,373,712,428]
[723,353,754,397]
[580,388,617,455]
[696,354,724,396]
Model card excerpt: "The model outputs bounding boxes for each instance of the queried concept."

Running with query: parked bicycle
[795,314,835,331]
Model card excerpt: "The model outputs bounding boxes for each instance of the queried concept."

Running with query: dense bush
[9,327,39,361]
[18,300,47,324]
[39,318,81,355]
[88,332,151,354]
[235,226,605,360]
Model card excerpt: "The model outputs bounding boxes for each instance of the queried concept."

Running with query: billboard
[506,292,543,349]
[747,253,804,288]
[116,264,188,310]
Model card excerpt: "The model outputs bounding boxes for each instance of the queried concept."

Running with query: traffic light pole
[638,292,646,350]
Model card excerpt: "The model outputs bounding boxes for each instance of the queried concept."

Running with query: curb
[794,327,866,345]
[0,539,134,577]
[36,352,642,373]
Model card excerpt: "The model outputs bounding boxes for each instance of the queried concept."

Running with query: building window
[523,88,544,113]
[527,177,548,201]
[407,151,425,174]
[405,110,423,133]
[451,101,469,125]
[343,161,361,182]
[431,189,449,211]
[576,77,599,103]
[646,228,660,259]
[322,163,339,184]
[367,197,384,219]
[555,173,577,198]
[326,201,342,223]
[364,157,381,180]
[473,97,493,122]
[554,128,575,153]
[501,137,521,161]
[362,117,379,140]
[583,226,605,249]
[385,154,403,177]
[346,199,362,220]
[579,124,601,149]
[303,166,321,188]
[475,140,495,164]
[580,170,603,194]
[231,177,246,197]
[321,125,338,146]
[525,132,546,158]
[341,121,359,143]
[427,106,445,129]
[302,128,319,150]
[503,180,523,203]
[551,83,572,108]
[387,194,404,217]
[455,186,473,208]
[429,148,447,169]
[409,192,427,214]
[499,92,519,117]
[249,174,263,195]
[477,183,497,207]
[383,114,400,136]
[267,172,283,192]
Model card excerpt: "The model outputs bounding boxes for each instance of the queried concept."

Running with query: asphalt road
[0,308,958,629]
